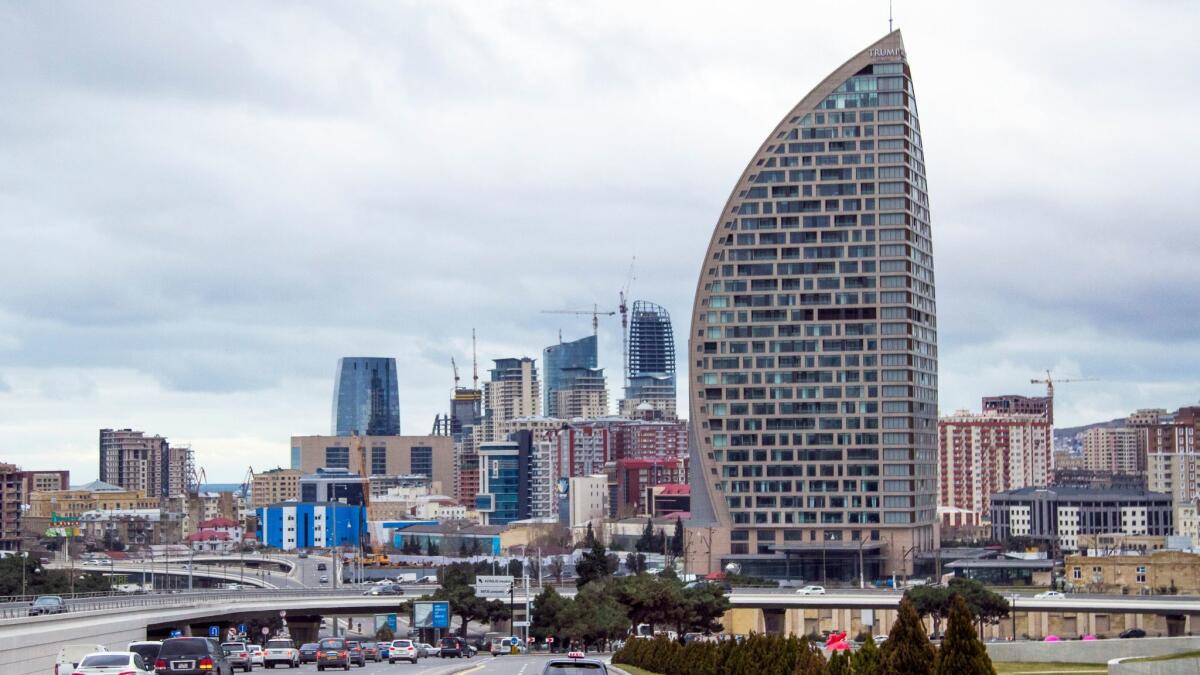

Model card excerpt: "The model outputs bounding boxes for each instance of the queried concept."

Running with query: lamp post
[858,538,867,589]
[20,551,27,597]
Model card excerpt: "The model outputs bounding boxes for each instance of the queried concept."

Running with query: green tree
[670,517,685,558]
[905,584,952,635]
[668,582,730,639]
[561,580,628,649]
[531,586,570,645]
[575,536,615,588]
[457,539,469,557]
[470,538,483,556]
[879,597,936,675]
[825,650,850,675]
[424,538,440,556]
[432,562,509,637]
[794,637,827,675]
[935,594,995,675]
[625,552,647,574]
[947,578,1009,631]
[850,634,881,675]
[548,556,566,584]
[507,558,524,579]
[636,519,656,553]
[615,574,678,633]
[583,522,597,548]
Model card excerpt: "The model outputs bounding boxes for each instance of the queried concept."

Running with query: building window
[371,447,387,476]
[411,446,433,478]
[1072,567,1082,579]
[325,447,350,469]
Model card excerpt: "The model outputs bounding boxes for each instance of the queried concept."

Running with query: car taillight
[155,659,167,669]
[316,651,324,658]
[118,671,136,675]
[340,651,348,657]
[199,657,214,670]
[240,653,248,658]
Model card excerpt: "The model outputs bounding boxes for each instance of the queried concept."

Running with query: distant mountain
[1054,417,1127,441]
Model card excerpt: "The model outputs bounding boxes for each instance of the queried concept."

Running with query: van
[56,645,107,675]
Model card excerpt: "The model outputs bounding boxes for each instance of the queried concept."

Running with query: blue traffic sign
[209,626,219,638]
[386,614,397,631]
[430,602,450,629]
[510,637,519,646]
[169,630,183,638]
[239,624,247,635]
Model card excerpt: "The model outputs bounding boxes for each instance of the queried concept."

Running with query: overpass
[45,562,285,589]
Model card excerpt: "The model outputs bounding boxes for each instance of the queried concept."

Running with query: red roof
[198,518,239,529]
[655,484,690,495]
[187,531,231,542]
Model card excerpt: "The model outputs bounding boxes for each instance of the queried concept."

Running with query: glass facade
[476,443,521,525]
[625,301,677,400]
[331,357,401,436]
[543,335,598,415]
[411,446,433,478]
[689,31,938,570]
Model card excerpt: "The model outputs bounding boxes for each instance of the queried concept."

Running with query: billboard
[413,601,450,629]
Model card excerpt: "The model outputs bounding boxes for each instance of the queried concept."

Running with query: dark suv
[315,638,349,671]
[345,640,366,667]
[155,637,233,675]
[439,637,465,658]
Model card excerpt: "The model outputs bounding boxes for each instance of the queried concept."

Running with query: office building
[688,30,937,577]
[990,486,1173,554]
[257,502,365,551]
[250,468,302,508]
[938,410,1053,526]
[543,335,598,416]
[982,394,1052,423]
[482,358,540,443]
[99,429,193,501]
[291,434,454,496]
[331,357,401,436]
[474,430,556,525]
[299,468,366,506]
[622,301,678,419]
[1083,427,1142,475]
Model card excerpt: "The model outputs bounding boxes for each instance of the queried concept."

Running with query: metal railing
[0,587,387,621]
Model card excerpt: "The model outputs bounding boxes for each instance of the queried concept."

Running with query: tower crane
[1030,370,1098,399]
[541,304,617,336]
[618,257,637,389]
[451,357,460,390]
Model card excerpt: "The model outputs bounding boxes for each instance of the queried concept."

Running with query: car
[541,657,608,673]
[316,562,328,570]
[157,637,235,675]
[315,638,350,671]
[360,642,381,662]
[418,643,439,658]
[319,575,329,583]
[247,645,265,668]
[440,637,467,658]
[55,644,107,675]
[344,640,366,667]
[221,642,253,672]
[128,641,163,666]
[264,638,300,668]
[298,552,308,559]
[298,644,319,664]
[1034,591,1065,599]
[388,639,419,664]
[75,651,155,675]
[795,585,826,596]
[1120,628,1147,639]
[30,594,68,615]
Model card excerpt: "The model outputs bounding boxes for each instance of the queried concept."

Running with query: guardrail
[0,587,389,620]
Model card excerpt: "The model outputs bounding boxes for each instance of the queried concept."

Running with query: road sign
[509,637,519,646]
[514,621,530,628]
[474,575,513,597]
[547,637,555,644]
[387,614,397,631]
[261,626,270,635]
[239,624,247,635]
[209,626,219,638]
[170,630,183,638]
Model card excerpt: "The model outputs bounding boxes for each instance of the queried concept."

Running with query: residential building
[372,485,465,522]
[99,428,193,501]
[18,470,70,496]
[291,434,454,495]
[186,517,245,553]
[982,394,1052,423]
[567,475,608,528]
[251,468,302,508]
[556,417,625,478]
[617,419,689,461]
[1142,407,1200,507]
[482,357,540,443]
[1083,427,1142,474]
[990,486,1173,554]
[450,386,484,508]
[475,440,521,526]
[646,483,691,517]
[938,410,1053,526]
[687,30,937,578]
[1065,550,1200,595]
[77,508,186,547]
[257,502,365,550]
[543,335,598,417]
[616,457,688,517]
[331,357,401,436]
[0,464,22,550]
[551,367,610,419]
[502,415,564,439]
[27,480,158,519]
[621,301,678,419]
[1128,409,1171,427]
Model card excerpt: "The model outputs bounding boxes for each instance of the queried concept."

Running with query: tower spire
[889,0,893,32]
[471,328,479,389]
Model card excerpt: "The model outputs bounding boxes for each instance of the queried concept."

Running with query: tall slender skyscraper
[621,300,677,419]
[543,335,598,416]
[688,31,938,578]
[332,357,401,436]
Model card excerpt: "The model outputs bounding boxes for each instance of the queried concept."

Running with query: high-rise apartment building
[1083,427,1142,475]
[482,358,540,443]
[552,367,609,419]
[0,464,22,550]
[1141,407,1200,510]
[450,386,484,508]
[621,301,678,419]
[99,428,192,501]
[982,394,1052,424]
[251,468,302,508]
[544,335,598,416]
[938,410,1053,527]
[331,357,401,436]
[688,30,936,578]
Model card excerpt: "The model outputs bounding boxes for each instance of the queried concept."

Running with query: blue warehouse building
[257,502,365,551]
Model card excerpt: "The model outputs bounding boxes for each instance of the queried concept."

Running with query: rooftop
[996,486,1172,500]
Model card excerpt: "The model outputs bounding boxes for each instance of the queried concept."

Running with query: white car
[55,644,108,675]
[795,585,826,596]
[1034,591,1065,599]
[264,638,300,668]
[248,644,265,667]
[74,652,154,675]
[389,639,419,664]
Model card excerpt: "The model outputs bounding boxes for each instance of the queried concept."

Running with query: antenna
[889,0,893,32]
[471,328,479,390]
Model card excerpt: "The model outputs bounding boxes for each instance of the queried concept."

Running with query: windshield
[222,643,246,650]
[160,639,211,657]
[248,646,262,652]
[129,644,161,662]
[267,641,292,649]
[80,655,130,667]
[301,644,318,650]
[35,597,61,605]
[318,639,345,650]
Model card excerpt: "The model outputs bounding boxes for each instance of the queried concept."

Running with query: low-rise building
[990,486,1173,554]
[186,518,246,553]
[645,483,690,517]
[1065,550,1200,595]
[256,502,365,551]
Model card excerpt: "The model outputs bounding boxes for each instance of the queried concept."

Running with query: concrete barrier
[986,635,1200,664]
[1110,656,1200,675]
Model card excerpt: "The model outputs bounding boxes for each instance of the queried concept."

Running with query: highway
[279,655,612,675]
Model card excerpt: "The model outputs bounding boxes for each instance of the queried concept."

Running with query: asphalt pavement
[286,654,607,675]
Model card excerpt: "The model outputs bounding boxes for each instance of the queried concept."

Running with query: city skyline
[2,2,1199,482]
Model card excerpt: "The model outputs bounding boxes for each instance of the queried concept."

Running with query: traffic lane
[455,654,601,675]
[290,656,489,675]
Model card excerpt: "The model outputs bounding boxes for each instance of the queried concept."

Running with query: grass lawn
[993,663,1107,674]
[611,666,660,675]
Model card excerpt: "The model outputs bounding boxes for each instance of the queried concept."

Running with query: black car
[439,637,465,658]
[29,595,67,615]
[156,637,234,675]
[298,644,319,664]
[315,638,349,671]
[1120,628,1147,638]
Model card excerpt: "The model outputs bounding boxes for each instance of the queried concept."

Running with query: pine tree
[850,633,881,675]
[670,517,685,558]
[793,637,827,675]
[584,521,597,548]
[934,594,995,675]
[879,597,936,675]
[825,650,850,675]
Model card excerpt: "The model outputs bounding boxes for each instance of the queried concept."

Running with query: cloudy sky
[2,1,1198,482]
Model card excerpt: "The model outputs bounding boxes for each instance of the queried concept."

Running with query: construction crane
[451,357,460,390]
[1030,370,1098,399]
[471,328,479,390]
[618,257,636,388]
[541,304,617,336]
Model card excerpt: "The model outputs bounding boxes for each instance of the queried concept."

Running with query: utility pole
[858,539,866,589]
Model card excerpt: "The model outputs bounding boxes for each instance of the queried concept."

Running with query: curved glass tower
[332,357,401,436]
[688,31,937,578]
[625,301,677,401]
[543,335,598,416]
